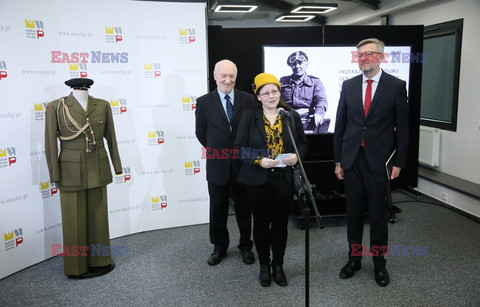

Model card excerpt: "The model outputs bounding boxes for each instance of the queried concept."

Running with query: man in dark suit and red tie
[195,59,256,266]
[334,38,409,287]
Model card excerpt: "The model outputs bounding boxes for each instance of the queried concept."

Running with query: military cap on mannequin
[64,78,94,89]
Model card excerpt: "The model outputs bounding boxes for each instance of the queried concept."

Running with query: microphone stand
[282,113,324,307]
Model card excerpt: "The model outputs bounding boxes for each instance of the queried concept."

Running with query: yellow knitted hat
[253,73,281,94]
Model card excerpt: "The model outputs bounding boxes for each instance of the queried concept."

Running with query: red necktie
[362,79,373,147]
[364,79,373,117]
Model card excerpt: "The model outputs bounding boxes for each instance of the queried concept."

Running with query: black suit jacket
[334,70,409,174]
[234,107,308,186]
[195,88,256,185]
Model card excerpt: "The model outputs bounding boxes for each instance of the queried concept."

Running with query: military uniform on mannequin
[44,78,122,278]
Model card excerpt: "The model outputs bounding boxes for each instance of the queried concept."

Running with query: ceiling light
[213,2,258,13]
[275,14,316,22]
[291,3,338,14]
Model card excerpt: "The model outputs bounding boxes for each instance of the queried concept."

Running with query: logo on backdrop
[144,63,161,78]
[184,160,200,176]
[179,28,196,44]
[50,51,129,64]
[148,130,165,146]
[33,102,48,121]
[4,228,23,251]
[40,181,58,199]
[0,60,7,80]
[69,62,88,78]
[109,99,128,115]
[115,167,133,184]
[105,26,123,43]
[182,96,197,111]
[0,147,17,168]
[150,195,168,211]
[25,19,45,39]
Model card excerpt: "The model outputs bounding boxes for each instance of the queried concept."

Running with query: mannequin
[45,78,122,279]
[72,88,89,111]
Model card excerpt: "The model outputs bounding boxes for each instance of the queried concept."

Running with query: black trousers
[246,168,293,265]
[344,147,388,267]
[208,173,253,253]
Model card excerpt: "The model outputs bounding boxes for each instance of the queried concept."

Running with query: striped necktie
[225,95,233,122]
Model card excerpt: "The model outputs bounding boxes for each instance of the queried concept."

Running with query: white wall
[389,0,480,217]
[390,0,480,184]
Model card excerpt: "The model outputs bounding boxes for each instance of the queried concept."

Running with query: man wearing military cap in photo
[45,78,122,278]
[280,51,329,133]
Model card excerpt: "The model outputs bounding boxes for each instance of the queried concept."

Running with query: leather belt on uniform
[61,142,104,150]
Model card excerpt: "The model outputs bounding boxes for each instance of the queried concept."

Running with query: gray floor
[1,192,479,306]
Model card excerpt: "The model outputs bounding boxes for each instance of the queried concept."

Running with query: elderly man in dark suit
[195,59,256,266]
[334,38,409,287]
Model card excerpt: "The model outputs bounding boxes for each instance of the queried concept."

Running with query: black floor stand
[283,115,324,307]
[67,260,115,279]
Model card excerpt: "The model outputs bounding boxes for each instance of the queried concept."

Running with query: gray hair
[356,38,385,53]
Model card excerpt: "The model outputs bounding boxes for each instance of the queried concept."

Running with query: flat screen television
[263,45,411,134]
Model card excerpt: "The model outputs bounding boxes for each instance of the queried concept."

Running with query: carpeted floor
[1,191,479,306]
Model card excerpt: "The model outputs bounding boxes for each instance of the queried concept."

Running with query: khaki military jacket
[45,93,122,191]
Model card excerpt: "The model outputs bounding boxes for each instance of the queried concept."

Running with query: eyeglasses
[355,51,382,59]
[259,89,280,98]
[288,54,307,64]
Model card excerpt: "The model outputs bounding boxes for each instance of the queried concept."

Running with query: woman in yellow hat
[235,73,308,287]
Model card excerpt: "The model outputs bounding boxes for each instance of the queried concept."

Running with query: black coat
[195,89,256,185]
[234,107,308,186]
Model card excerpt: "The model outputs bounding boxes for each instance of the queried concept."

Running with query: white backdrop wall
[0,0,209,279]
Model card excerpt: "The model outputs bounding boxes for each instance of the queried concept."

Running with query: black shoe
[339,261,361,279]
[259,264,271,287]
[272,264,287,287]
[374,266,390,287]
[207,251,226,266]
[241,250,255,265]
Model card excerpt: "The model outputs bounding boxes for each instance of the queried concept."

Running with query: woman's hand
[282,154,298,166]
[261,158,280,169]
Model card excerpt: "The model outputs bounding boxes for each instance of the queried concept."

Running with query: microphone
[276,107,292,118]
